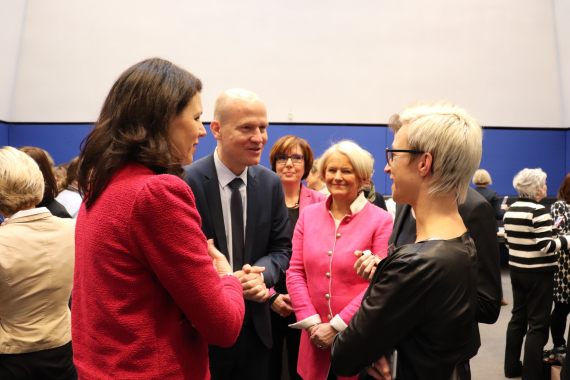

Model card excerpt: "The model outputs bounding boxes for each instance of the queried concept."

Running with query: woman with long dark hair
[72,58,245,379]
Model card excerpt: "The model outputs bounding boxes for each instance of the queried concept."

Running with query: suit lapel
[203,154,230,258]
[388,203,410,249]
[245,167,259,265]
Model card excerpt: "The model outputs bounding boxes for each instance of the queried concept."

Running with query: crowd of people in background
[0,57,569,380]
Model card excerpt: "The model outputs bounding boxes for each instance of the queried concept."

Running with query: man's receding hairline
[213,88,263,122]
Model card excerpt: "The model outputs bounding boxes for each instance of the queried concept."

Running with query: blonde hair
[389,101,482,204]
[0,146,45,216]
[513,168,546,199]
[318,140,373,186]
[473,169,492,186]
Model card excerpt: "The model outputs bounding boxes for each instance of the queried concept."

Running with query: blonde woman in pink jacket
[267,135,326,380]
[286,140,393,380]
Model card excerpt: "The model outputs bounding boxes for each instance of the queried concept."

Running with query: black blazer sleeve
[461,192,502,324]
[490,192,506,220]
[331,256,426,377]
[251,176,292,288]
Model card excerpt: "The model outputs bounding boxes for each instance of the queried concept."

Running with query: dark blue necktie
[229,178,244,271]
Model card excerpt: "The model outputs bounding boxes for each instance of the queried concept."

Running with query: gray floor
[470,269,555,380]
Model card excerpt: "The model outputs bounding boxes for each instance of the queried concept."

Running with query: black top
[274,207,300,294]
[474,186,506,221]
[331,233,478,380]
[388,187,502,362]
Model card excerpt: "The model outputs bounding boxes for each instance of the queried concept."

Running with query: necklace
[287,184,302,209]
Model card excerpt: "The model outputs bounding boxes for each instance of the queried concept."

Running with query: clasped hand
[270,294,294,317]
[206,240,268,303]
[308,323,337,350]
[234,264,268,303]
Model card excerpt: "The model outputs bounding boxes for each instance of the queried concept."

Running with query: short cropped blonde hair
[389,101,482,204]
[0,146,45,216]
[513,168,546,199]
[318,140,373,186]
[473,169,492,186]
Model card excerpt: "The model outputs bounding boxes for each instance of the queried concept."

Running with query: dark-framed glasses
[275,154,304,165]
[385,148,425,165]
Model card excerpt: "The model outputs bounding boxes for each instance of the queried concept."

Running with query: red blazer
[72,163,245,380]
[287,194,393,380]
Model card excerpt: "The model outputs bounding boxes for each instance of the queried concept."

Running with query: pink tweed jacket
[286,193,393,380]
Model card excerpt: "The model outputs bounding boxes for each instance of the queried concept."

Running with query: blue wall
[0,120,568,197]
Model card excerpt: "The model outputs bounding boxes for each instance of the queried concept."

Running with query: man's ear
[210,121,222,141]
[418,153,433,177]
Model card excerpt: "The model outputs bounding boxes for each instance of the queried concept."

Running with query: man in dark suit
[185,89,291,380]
[355,186,502,380]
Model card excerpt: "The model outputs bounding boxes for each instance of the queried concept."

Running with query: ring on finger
[372,362,375,369]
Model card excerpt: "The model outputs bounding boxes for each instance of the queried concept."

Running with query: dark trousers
[551,301,570,347]
[0,341,77,380]
[505,271,553,380]
[451,361,471,380]
[268,310,302,380]
[209,318,270,380]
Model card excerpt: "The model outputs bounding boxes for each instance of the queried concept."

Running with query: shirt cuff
[330,314,348,332]
[288,314,322,329]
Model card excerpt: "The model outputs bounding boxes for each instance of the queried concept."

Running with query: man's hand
[237,264,268,303]
[270,294,294,317]
[309,323,338,350]
[365,355,392,380]
[501,204,509,211]
[354,251,381,281]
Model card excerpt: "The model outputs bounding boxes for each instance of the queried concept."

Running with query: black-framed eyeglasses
[385,148,425,165]
[275,154,304,165]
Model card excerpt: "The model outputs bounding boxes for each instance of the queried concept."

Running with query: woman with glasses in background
[286,140,393,380]
[267,135,326,380]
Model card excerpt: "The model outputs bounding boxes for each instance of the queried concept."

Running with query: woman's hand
[309,323,338,350]
[354,251,381,281]
[270,294,294,317]
[365,356,392,380]
[207,239,232,276]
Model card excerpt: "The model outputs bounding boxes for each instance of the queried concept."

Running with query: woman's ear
[418,153,433,177]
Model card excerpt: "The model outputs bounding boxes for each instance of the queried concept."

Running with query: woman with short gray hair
[504,168,569,379]
[0,147,76,379]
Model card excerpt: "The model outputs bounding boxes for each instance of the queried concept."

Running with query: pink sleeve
[130,176,245,347]
[286,210,319,321]
[337,211,394,324]
[372,211,394,259]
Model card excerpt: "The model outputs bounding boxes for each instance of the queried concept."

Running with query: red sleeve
[129,175,245,347]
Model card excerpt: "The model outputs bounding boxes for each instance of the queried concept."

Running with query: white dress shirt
[214,148,248,269]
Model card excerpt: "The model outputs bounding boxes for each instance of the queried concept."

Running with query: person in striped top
[504,168,569,379]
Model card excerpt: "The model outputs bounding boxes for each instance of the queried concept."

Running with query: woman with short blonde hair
[0,147,77,379]
[332,101,482,380]
[473,169,508,221]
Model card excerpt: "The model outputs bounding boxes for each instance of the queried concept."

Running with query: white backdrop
[1,0,569,127]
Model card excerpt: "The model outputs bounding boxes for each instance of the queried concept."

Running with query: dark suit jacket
[184,152,292,348]
[389,187,502,361]
[474,186,506,221]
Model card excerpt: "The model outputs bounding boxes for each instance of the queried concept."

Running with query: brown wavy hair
[558,173,570,203]
[269,135,314,180]
[77,58,202,209]
[19,146,58,207]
